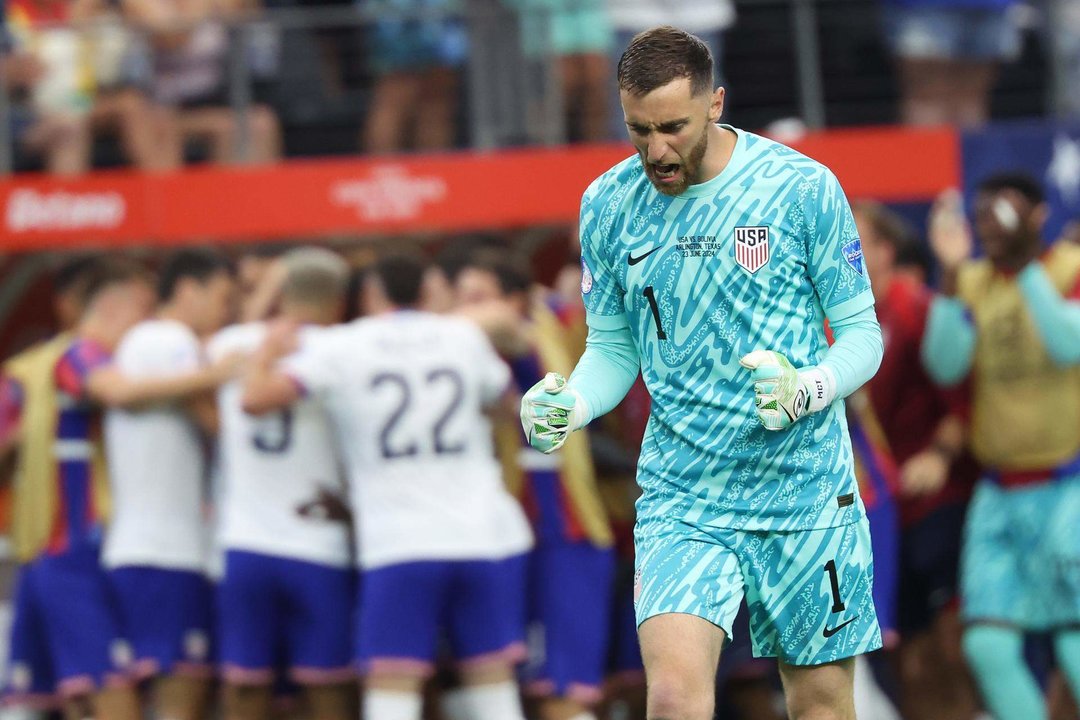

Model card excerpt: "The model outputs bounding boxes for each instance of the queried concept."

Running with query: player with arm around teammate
[242,254,534,720]
[209,247,357,720]
[102,248,238,720]
[521,26,884,720]
[1,257,236,720]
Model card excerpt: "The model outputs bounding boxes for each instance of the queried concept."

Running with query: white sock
[853,655,901,720]
[363,689,423,720]
[457,681,527,720]
[440,687,471,720]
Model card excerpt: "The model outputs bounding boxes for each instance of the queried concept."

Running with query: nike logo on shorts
[822,616,858,638]
[628,247,660,265]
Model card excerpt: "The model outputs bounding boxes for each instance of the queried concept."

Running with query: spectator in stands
[3,0,173,172]
[361,0,466,152]
[123,0,282,164]
[605,2,735,140]
[511,0,613,142]
[1037,0,1080,119]
[881,0,1022,127]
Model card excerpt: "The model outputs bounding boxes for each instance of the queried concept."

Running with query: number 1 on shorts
[824,559,846,614]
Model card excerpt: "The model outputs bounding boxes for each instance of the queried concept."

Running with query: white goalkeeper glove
[520,372,587,454]
[739,350,834,431]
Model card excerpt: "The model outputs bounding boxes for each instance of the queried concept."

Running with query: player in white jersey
[242,254,533,720]
[103,248,236,720]
[208,247,356,720]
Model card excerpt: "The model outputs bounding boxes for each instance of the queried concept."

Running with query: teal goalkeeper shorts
[634,515,882,666]
[961,470,1080,630]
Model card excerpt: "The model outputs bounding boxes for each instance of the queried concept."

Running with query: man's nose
[647,137,669,164]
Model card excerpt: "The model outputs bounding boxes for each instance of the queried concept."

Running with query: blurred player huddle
[0,173,1076,720]
[0,241,652,720]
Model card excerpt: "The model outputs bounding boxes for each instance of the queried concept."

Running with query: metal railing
[0,0,1072,176]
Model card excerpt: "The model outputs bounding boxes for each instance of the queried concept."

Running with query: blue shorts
[866,498,899,645]
[961,473,1080,630]
[899,502,965,634]
[884,5,1022,61]
[635,516,882,666]
[608,563,644,683]
[217,550,355,685]
[523,542,615,705]
[4,548,131,700]
[356,554,527,676]
[109,566,214,678]
[4,563,57,709]
[370,1,467,74]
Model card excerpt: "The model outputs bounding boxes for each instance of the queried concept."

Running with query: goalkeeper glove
[520,372,587,454]
[739,350,834,431]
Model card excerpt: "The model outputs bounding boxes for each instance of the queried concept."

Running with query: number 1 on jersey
[643,286,667,340]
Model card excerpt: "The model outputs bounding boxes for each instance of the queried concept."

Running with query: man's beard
[642,126,710,197]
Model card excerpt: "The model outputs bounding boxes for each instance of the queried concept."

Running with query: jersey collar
[672,124,746,200]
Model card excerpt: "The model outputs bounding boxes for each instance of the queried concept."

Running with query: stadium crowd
[4,0,1080,173]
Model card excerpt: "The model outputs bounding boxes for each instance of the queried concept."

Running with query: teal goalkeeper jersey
[580,126,874,532]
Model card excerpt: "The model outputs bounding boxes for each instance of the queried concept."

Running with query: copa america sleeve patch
[581,257,594,294]
[842,238,865,275]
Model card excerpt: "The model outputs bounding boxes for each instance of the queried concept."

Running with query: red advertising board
[0,126,960,251]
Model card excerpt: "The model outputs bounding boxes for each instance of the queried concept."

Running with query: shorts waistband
[988,451,1080,489]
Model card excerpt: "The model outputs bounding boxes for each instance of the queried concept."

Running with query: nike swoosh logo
[822,616,858,638]
[628,247,660,266]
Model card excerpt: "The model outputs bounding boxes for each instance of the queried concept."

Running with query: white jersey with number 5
[285,311,533,570]
[209,323,351,569]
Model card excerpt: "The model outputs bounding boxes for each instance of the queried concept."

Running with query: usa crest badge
[733,226,770,273]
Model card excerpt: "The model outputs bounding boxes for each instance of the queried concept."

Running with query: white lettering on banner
[5,189,126,232]
[331,166,448,222]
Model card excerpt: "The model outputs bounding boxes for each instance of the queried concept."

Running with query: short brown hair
[617,26,714,97]
[851,200,917,255]
[80,257,153,307]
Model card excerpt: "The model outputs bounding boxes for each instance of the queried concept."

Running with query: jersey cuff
[585,309,630,332]
[285,373,309,398]
[823,290,875,325]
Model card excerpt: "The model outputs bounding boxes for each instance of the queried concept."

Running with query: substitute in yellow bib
[455,253,615,720]
[923,173,1080,720]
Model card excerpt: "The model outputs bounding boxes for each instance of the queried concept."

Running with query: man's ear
[709,86,725,123]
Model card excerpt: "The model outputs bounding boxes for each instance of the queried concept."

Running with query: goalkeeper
[521,26,884,720]
[922,174,1080,720]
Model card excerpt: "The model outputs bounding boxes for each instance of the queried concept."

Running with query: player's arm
[84,358,238,410]
[741,169,883,430]
[239,322,303,415]
[1016,263,1080,365]
[921,189,977,387]
[900,413,966,497]
[185,392,220,436]
[520,324,640,454]
[741,306,883,431]
[521,185,640,453]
